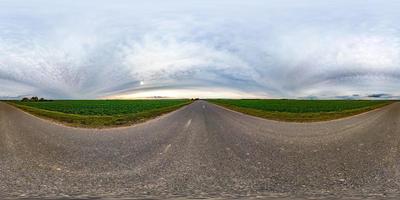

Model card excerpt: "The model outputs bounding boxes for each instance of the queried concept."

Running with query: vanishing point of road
[1,101,400,199]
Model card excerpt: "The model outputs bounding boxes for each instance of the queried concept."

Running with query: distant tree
[39,98,45,102]
[31,96,39,102]
[21,97,30,102]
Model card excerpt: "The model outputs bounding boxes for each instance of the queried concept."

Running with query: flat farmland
[208,99,392,122]
[9,100,191,128]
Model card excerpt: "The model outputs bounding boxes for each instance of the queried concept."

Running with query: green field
[9,100,191,128]
[208,99,392,122]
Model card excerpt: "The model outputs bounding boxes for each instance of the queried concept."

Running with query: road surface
[1,100,400,199]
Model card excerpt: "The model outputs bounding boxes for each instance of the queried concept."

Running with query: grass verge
[208,100,392,122]
[7,101,191,128]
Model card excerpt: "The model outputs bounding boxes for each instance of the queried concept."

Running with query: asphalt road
[1,100,400,199]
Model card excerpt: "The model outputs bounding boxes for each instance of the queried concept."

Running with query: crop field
[209,99,392,122]
[14,100,189,116]
[9,100,191,128]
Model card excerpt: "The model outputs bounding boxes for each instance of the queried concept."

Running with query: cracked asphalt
[1,100,400,199]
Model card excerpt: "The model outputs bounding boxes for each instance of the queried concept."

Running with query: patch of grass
[208,99,392,122]
[8,100,191,128]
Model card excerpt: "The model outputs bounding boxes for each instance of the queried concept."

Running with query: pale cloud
[120,30,255,84]
[107,87,267,99]
[0,0,399,99]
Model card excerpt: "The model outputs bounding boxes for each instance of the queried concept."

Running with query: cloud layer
[1,0,400,99]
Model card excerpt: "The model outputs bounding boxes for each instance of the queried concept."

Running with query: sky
[1,0,400,99]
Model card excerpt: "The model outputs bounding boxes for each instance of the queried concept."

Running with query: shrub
[21,97,30,102]
[31,96,39,102]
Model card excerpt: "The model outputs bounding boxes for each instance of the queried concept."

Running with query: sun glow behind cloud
[0,0,400,99]
[107,88,267,99]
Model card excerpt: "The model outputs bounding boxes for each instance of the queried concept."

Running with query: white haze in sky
[1,0,400,99]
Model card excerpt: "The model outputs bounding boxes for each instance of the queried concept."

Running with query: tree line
[21,96,51,102]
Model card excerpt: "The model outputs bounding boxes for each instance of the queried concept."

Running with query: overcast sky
[1,0,400,99]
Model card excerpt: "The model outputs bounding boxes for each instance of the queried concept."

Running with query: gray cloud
[0,0,400,99]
